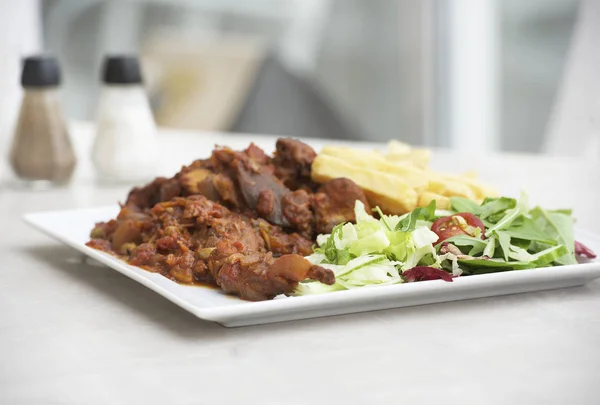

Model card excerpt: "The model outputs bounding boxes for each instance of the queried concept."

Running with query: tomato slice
[431,213,486,243]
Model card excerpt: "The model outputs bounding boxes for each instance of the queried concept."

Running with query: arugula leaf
[395,200,436,232]
[478,197,516,220]
[373,206,392,231]
[335,249,352,265]
[449,197,480,214]
[531,245,569,267]
[496,231,511,261]
[418,253,437,266]
[510,237,531,250]
[507,245,535,262]
[483,235,496,257]
[530,207,576,265]
[487,192,529,233]
[504,216,558,246]
[458,258,534,273]
[507,244,569,267]
[549,208,573,216]
[319,223,346,264]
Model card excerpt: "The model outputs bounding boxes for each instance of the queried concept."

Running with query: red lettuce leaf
[575,241,596,259]
[402,266,453,282]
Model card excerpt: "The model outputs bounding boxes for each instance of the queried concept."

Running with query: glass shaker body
[92,85,158,184]
[9,88,76,185]
[92,55,158,184]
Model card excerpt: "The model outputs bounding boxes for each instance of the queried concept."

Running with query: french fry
[385,140,430,169]
[320,146,385,162]
[312,154,419,214]
[426,178,478,201]
[435,174,498,201]
[385,150,430,169]
[364,191,417,215]
[319,146,428,191]
[312,141,496,215]
[460,170,479,179]
[386,140,412,155]
[418,191,450,210]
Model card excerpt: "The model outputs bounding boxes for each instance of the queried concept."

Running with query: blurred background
[0,0,590,155]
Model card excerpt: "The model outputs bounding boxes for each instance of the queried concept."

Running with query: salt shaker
[92,55,158,183]
[9,56,76,186]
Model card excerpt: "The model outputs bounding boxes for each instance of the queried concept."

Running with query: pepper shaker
[9,56,76,186]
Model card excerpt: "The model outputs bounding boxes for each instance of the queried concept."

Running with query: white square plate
[24,206,600,327]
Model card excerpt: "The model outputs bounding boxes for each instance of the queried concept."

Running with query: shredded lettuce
[438,252,463,276]
[296,200,445,295]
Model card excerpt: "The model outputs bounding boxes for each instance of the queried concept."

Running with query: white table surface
[2,122,600,405]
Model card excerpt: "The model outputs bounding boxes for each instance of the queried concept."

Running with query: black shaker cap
[102,55,143,84]
[21,56,61,88]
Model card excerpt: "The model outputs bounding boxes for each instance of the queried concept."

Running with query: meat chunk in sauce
[273,138,317,191]
[89,138,375,301]
[233,154,290,226]
[123,139,366,240]
[126,177,182,211]
[87,195,334,301]
[312,178,371,235]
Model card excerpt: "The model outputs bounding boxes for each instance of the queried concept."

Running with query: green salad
[295,193,596,295]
